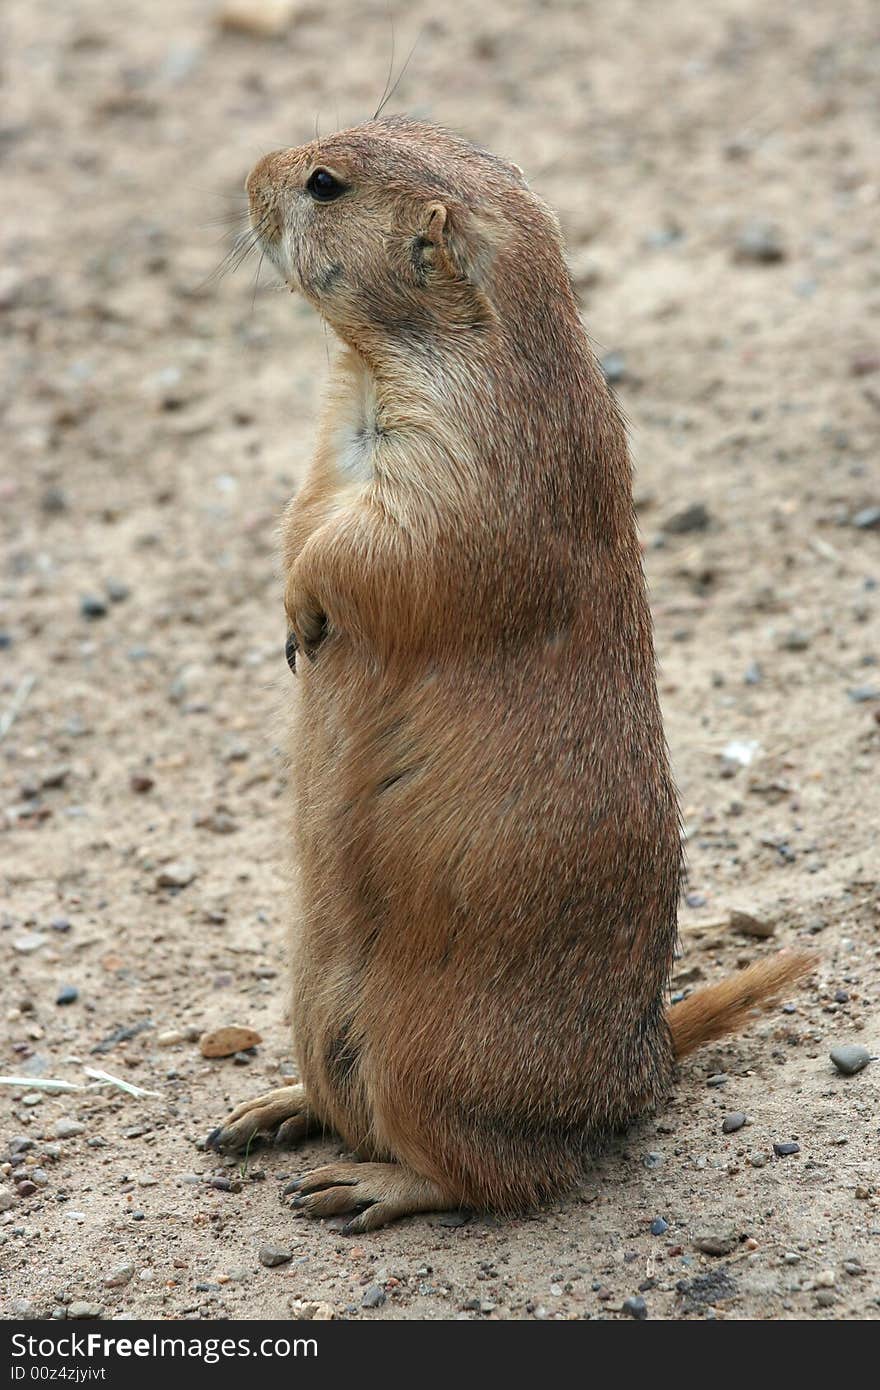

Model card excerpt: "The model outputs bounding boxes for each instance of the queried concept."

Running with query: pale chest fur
[325,357,380,499]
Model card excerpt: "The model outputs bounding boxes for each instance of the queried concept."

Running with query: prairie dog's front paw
[206,1084,318,1152]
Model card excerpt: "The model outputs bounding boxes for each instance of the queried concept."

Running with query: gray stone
[361,1284,386,1308]
[51,1119,85,1140]
[693,1227,738,1256]
[734,220,786,263]
[829,1045,872,1076]
[156,861,198,890]
[259,1243,292,1268]
[600,352,628,386]
[664,502,711,535]
[10,1299,38,1319]
[722,1112,747,1134]
[622,1294,648,1319]
[729,909,775,939]
[79,595,108,620]
[104,1264,135,1288]
[67,1303,103,1319]
[13,932,47,954]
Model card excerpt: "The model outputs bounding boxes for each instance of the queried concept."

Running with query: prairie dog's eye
[307,168,346,202]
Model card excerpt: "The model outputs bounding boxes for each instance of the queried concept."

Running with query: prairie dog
[208,117,812,1230]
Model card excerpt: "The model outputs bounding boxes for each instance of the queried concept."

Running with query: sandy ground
[1,0,879,1322]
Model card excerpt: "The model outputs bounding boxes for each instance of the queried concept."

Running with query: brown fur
[209,117,813,1227]
[668,952,814,1059]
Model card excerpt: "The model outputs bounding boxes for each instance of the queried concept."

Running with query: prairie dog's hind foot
[206,1084,319,1152]
[286,1161,455,1233]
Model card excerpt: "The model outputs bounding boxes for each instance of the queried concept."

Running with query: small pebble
[105,580,130,603]
[434,1211,469,1227]
[749,1152,767,1168]
[79,595,108,620]
[41,486,68,514]
[0,1186,15,1211]
[600,352,628,386]
[200,1026,262,1058]
[259,1243,293,1268]
[622,1295,648,1319]
[56,985,79,1006]
[650,1217,669,1236]
[51,1119,85,1140]
[773,1142,800,1157]
[104,1264,135,1287]
[663,502,710,535]
[734,220,786,263]
[13,932,47,954]
[728,909,774,939]
[815,1289,836,1307]
[156,861,198,890]
[67,1303,103,1320]
[848,686,880,703]
[722,1112,747,1134]
[217,0,298,39]
[694,1228,738,1256]
[852,506,880,530]
[829,1045,871,1076]
[361,1285,386,1309]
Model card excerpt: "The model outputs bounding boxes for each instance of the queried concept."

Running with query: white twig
[0,673,36,743]
[809,536,843,565]
[0,1076,86,1092]
[83,1067,163,1099]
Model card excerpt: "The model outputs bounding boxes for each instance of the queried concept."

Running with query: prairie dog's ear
[417,199,505,289]
[421,201,447,246]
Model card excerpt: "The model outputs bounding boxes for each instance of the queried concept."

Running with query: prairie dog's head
[246,116,564,348]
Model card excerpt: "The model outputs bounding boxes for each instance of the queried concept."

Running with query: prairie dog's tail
[667,951,816,1059]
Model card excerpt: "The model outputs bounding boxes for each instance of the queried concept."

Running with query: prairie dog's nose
[246,150,282,197]
[245,150,292,235]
